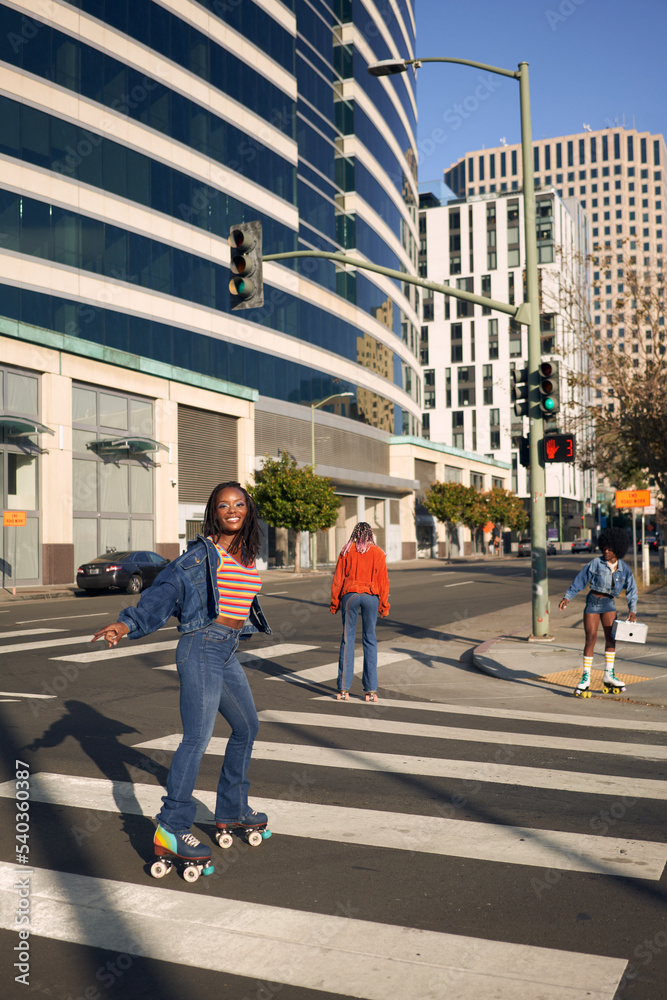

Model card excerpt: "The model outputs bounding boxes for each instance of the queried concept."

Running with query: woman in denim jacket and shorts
[92,482,271,876]
[559,527,637,696]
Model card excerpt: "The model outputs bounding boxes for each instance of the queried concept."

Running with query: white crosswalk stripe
[2,773,663,879]
[135,733,667,799]
[257,709,667,760]
[6,635,659,997]
[0,861,625,1000]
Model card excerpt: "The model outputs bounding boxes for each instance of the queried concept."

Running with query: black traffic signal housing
[518,435,530,468]
[538,360,560,419]
[511,365,529,418]
[229,221,264,310]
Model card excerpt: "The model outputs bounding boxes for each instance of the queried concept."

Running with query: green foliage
[483,487,529,533]
[249,452,341,534]
[424,481,527,534]
[423,481,485,528]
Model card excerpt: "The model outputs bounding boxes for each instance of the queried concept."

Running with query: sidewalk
[469,585,667,707]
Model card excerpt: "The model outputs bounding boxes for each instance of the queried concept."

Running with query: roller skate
[150,825,215,882]
[574,668,591,698]
[215,808,271,849]
[364,691,378,703]
[336,690,349,701]
[602,667,626,695]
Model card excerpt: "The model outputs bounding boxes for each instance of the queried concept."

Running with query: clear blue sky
[414,0,667,195]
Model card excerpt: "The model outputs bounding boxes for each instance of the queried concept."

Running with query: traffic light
[538,360,560,418]
[518,435,530,468]
[543,433,576,463]
[228,221,264,310]
[511,365,529,418]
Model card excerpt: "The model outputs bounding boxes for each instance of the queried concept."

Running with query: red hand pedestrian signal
[544,433,576,463]
[546,438,558,460]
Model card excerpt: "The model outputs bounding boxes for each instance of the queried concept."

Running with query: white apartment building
[418,186,595,544]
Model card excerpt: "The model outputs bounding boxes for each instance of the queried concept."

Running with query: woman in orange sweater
[330,522,390,702]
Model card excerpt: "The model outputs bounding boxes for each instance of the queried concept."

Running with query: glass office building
[0,0,423,583]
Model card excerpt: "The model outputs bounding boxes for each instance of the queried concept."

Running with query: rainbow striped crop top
[210,539,262,620]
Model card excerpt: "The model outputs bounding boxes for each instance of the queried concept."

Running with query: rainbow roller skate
[215,809,271,849]
[151,825,214,882]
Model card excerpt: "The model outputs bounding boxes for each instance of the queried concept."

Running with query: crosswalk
[0,621,665,998]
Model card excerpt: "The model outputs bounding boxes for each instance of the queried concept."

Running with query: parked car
[518,539,558,556]
[571,538,593,553]
[638,535,661,551]
[77,550,170,594]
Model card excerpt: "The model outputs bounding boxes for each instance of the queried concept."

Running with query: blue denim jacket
[118,535,272,640]
[564,556,637,612]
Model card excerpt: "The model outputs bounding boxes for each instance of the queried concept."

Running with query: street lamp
[368,56,550,639]
[310,392,354,570]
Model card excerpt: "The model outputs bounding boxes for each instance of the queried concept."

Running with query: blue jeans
[337,592,379,693]
[156,621,259,833]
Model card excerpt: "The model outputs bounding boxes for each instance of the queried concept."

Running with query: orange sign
[3,511,27,526]
[483,521,495,533]
[614,490,651,509]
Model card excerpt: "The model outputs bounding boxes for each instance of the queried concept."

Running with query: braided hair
[597,527,630,561]
[340,521,376,556]
[202,482,261,564]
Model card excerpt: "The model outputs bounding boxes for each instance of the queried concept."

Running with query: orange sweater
[330,545,390,616]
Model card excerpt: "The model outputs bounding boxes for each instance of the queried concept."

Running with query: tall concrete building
[418,185,594,548]
[444,126,666,517]
[0,0,508,585]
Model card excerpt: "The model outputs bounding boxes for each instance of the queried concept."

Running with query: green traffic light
[543,397,555,411]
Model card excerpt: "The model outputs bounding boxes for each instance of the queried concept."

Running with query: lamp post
[310,392,354,570]
[368,56,550,639]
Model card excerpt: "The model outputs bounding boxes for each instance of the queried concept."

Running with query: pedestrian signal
[543,433,575,463]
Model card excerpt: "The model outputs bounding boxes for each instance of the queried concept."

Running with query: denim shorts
[584,593,617,615]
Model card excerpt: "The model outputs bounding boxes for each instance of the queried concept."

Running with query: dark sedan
[77,550,169,594]
[571,538,593,553]
[517,539,558,556]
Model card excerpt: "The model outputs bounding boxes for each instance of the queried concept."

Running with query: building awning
[0,415,55,437]
[90,436,168,454]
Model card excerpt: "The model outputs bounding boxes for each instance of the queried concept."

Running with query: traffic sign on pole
[614,489,651,509]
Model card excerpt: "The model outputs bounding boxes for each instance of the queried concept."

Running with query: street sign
[543,433,576,463]
[615,489,651,508]
[3,511,27,526]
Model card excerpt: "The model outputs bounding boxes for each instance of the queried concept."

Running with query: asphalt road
[0,557,665,1000]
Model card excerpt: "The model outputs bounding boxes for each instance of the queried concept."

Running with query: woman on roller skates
[558,527,637,697]
[330,522,390,702]
[92,482,272,877]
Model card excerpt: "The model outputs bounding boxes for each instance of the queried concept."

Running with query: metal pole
[632,514,637,579]
[518,62,550,639]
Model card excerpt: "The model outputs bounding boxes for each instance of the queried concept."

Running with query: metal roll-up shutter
[177,405,238,502]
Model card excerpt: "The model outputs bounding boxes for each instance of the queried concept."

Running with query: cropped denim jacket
[563,556,637,612]
[118,535,272,640]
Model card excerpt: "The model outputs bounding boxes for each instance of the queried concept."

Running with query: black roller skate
[602,667,626,695]
[151,825,214,882]
[215,808,271,849]
[574,668,591,698]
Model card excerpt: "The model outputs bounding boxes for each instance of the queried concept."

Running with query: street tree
[423,481,487,557]
[249,452,341,572]
[482,486,529,539]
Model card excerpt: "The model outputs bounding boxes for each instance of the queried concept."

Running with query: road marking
[257,710,667,761]
[444,581,474,587]
[0,628,67,638]
[5,774,664,879]
[0,690,55,700]
[152,643,320,671]
[51,638,179,662]
[0,635,106,654]
[264,590,288,595]
[266,650,409,685]
[134,736,667,800]
[17,613,113,623]
[0,862,627,998]
[309,695,667,733]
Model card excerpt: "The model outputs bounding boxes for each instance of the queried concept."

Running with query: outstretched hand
[558,598,569,611]
[91,622,129,647]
